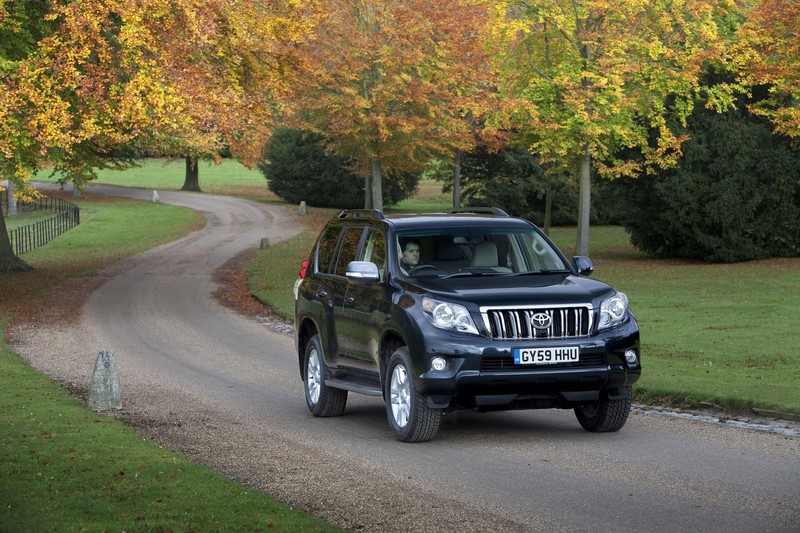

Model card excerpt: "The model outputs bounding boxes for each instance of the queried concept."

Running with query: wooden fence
[1,190,81,256]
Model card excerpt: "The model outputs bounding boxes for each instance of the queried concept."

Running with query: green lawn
[35,157,277,200]
[548,226,800,414]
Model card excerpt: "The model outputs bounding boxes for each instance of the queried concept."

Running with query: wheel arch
[297,318,319,379]
[379,329,407,397]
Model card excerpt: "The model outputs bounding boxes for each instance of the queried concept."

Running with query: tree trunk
[543,175,553,235]
[182,156,202,192]
[364,175,373,209]
[0,208,31,271]
[6,181,17,216]
[575,145,591,256]
[370,157,383,211]
[72,176,84,198]
[453,149,462,209]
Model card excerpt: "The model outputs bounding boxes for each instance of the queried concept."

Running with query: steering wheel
[409,265,439,275]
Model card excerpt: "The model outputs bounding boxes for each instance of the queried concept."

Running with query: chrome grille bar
[481,305,593,340]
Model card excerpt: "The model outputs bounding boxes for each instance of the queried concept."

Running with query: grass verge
[0,319,337,532]
[0,192,342,532]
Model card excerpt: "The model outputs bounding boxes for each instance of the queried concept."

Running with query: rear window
[334,226,365,277]
[316,226,342,274]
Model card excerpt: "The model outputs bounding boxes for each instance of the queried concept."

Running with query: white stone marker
[88,350,122,411]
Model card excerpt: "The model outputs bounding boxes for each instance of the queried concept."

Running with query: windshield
[395,227,568,277]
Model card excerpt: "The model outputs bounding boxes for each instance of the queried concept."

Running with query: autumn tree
[138,0,321,191]
[287,0,499,211]
[0,0,71,270]
[734,0,800,142]
[4,0,319,192]
[0,0,319,271]
[493,0,742,255]
[1,0,195,201]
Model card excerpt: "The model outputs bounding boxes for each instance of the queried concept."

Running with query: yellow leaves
[732,0,800,139]
[1,0,327,176]
[496,0,745,178]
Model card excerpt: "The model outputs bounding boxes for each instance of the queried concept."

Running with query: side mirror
[572,256,594,276]
[346,261,381,282]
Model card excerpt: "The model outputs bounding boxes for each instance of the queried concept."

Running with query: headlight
[599,292,629,330]
[422,297,479,335]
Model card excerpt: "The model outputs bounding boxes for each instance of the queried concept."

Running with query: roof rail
[337,209,385,220]
[447,207,509,217]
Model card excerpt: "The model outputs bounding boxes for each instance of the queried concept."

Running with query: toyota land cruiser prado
[294,208,640,442]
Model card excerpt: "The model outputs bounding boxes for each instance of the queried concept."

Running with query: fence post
[9,194,81,256]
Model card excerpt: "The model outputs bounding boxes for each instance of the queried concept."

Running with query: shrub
[259,128,418,208]
[454,148,620,226]
[618,108,800,262]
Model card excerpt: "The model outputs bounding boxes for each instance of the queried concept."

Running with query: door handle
[315,289,328,299]
[344,296,355,306]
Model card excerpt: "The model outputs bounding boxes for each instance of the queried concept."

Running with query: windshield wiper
[444,270,504,279]
[509,269,570,276]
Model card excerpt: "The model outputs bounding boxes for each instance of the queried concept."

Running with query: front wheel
[304,334,347,417]
[574,387,632,432]
[385,347,442,442]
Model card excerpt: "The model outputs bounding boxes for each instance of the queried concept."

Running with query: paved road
[14,185,800,532]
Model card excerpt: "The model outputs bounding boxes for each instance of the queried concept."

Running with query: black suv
[294,208,640,442]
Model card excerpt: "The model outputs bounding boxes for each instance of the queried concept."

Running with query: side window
[316,226,342,274]
[359,229,386,281]
[334,226,365,277]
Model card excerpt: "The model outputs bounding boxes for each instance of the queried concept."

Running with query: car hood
[407,273,615,308]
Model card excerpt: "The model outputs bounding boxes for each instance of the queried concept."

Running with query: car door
[304,224,344,365]
[330,225,367,366]
[338,227,387,371]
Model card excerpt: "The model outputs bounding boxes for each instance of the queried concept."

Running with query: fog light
[624,350,638,364]
[431,357,447,371]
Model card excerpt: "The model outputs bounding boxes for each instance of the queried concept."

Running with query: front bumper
[408,318,641,410]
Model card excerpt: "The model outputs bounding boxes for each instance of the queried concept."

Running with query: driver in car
[399,238,421,275]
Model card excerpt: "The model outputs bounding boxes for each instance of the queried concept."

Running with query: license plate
[513,346,579,365]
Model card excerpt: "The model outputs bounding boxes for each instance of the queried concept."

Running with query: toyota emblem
[531,312,551,329]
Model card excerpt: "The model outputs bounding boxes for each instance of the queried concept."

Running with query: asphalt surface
[11,185,800,532]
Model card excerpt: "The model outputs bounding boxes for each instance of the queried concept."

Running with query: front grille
[481,305,593,340]
[481,353,606,372]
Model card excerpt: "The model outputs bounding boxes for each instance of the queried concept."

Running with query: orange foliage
[736,0,800,141]
[0,0,322,186]
[284,0,501,207]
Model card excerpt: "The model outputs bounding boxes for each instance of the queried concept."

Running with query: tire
[303,334,347,417]
[574,386,632,432]
[385,347,442,442]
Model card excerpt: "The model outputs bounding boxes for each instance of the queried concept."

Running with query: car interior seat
[469,241,512,272]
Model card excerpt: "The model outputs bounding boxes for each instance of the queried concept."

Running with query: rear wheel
[385,347,441,442]
[304,334,347,417]
[574,387,632,432]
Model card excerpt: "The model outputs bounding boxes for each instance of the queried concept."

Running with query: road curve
[12,185,800,532]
